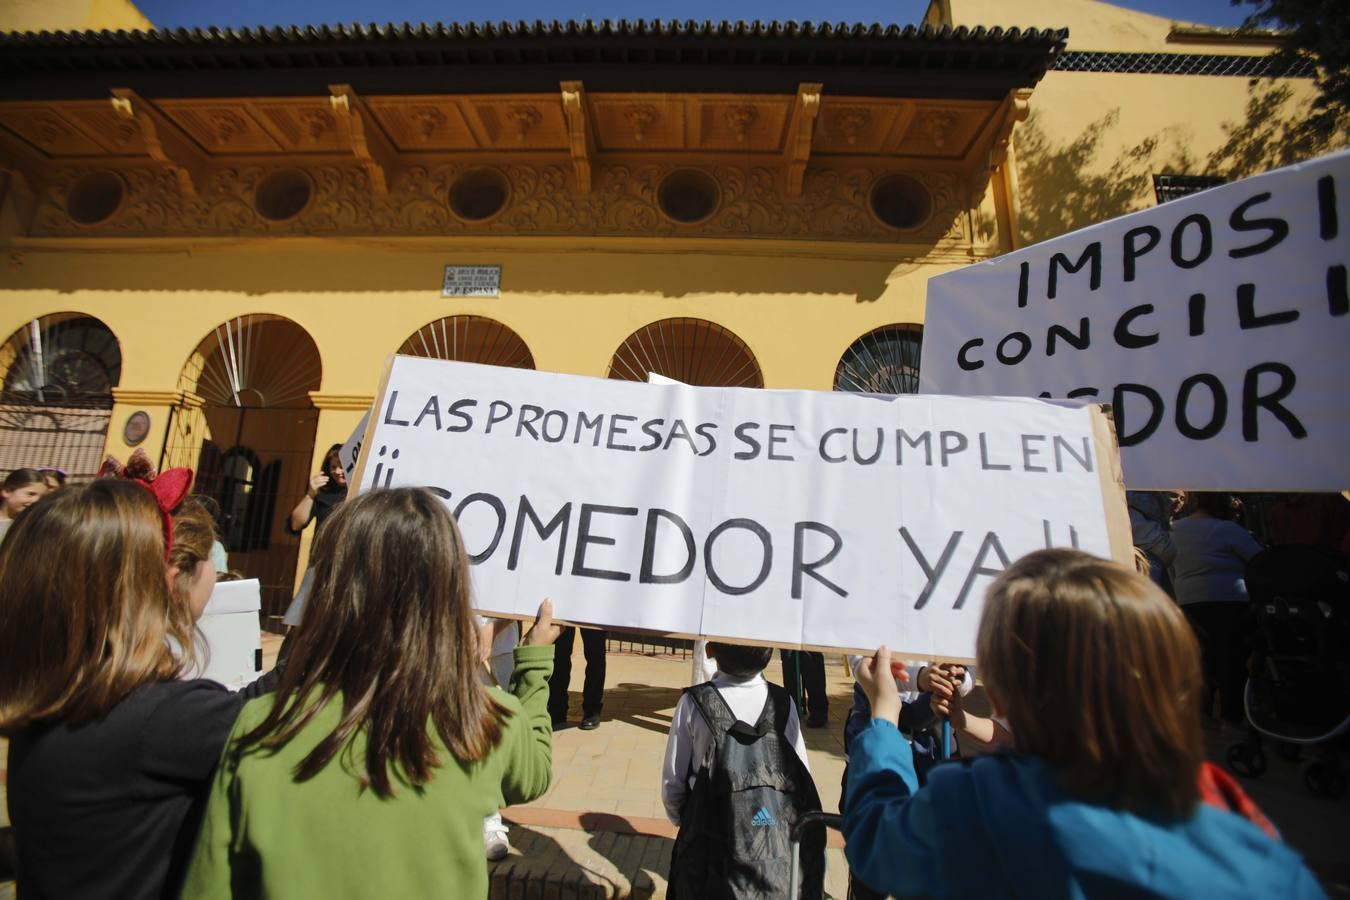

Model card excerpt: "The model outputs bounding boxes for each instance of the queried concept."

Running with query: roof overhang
[0,21,1063,246]
[0,20,1066,101]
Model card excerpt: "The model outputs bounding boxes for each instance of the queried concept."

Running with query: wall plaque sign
[442,265,501,298]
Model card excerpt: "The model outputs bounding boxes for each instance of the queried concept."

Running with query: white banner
[920,151,1350,491]
[354,358,1128,658]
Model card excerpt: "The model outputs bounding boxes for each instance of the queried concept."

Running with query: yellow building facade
[0,0,1333,619]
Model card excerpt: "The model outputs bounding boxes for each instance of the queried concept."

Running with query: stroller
[1226,545,1350,798]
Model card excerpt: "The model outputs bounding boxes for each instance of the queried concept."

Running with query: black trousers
[548,626,607,721]
[779,649,828,723]
[1183,601,1250,724]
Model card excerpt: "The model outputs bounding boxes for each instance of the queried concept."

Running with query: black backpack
[668,681,825,900]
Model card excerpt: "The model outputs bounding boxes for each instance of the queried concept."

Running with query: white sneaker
[484,821,511,862]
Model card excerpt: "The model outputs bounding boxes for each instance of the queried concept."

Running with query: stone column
[105,387,185,469]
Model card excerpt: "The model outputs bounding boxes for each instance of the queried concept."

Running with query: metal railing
[0,395,112,482]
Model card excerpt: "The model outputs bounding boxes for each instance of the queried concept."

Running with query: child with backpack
[662,641,825,899]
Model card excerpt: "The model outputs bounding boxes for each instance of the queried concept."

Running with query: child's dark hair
[2,468,45,492]
[321,443,343,475]
[709,642,773,679]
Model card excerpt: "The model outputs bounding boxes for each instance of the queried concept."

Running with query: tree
[1236,0,1350,140]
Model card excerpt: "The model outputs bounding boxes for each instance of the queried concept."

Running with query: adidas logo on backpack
[750,807,775,827]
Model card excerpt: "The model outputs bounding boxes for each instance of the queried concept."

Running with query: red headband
[97,449,194,556]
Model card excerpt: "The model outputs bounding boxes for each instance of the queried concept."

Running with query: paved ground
[2,636,1348,898]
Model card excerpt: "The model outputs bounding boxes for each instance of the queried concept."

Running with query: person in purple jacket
[844,548,1324,900]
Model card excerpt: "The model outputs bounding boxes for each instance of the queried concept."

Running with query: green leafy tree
[1236,0,1349,140]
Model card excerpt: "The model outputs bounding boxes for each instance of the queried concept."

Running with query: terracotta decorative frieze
[31,161,968,244]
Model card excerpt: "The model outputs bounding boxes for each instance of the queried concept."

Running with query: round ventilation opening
[657,169,719,224]
[254,169,313,222]
[449,169,510,221]
[66,171,124,225]
[869,174,932,231]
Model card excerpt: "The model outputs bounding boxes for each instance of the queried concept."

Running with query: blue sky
[136,0,1257,30]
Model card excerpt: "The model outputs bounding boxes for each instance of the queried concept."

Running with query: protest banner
[351,356,1129,659]
[920,150,1350,491]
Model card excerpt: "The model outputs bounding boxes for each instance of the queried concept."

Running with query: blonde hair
[0,480,196,733]
[976,548,1203,817]
[169,496,217,600]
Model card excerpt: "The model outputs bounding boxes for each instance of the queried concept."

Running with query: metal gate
[160,402,319,629]
[0,396,113,481]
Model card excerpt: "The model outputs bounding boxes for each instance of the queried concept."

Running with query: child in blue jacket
[845,548,1325,900]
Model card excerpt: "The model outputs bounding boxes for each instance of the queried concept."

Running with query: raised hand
[524,599,562,646]
[857,646,908,724]
[306,473,330,498]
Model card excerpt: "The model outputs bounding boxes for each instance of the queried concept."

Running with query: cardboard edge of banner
[1091,402,1134,567]
[471,610,980,664]
[348,353,395,497]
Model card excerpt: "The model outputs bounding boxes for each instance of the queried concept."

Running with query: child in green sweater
[183,487,560,899]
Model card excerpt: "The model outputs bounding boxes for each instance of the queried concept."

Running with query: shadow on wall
[1013,108,1194,247]
[5,244,904,305]
[1014,86,1349,248]
[1206,82,1350,180]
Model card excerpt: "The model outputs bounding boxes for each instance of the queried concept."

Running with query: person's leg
[1183,602,1220,720]
[802,651,828,725]
[579,627,607,724]
[780,649,805,717]
[1212,603,1250,725]
[548,626,576,725]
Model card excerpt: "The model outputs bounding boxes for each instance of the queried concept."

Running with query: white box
[193,578,263,691]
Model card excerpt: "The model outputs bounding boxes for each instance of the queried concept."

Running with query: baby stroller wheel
[1226,743,1267,778]
[1303,762,1347,799]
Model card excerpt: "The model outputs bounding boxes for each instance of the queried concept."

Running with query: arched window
[834,325,923,395]
[0,314,121,403]
[0,314,121,482]
[399,316,534,368]
[166,314,322,623]
[178,314,322,408]
[607,318,763,388]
